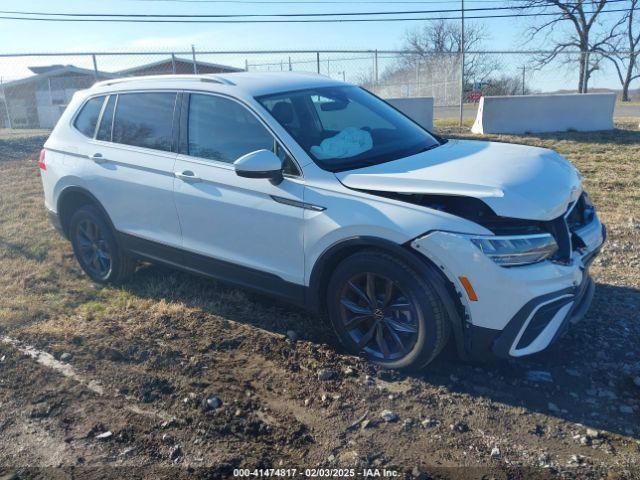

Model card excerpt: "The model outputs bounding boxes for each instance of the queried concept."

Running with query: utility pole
[458,0,465,127]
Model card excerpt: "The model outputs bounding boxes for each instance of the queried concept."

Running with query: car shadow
[419,282,640,439]
[123,264,640,440]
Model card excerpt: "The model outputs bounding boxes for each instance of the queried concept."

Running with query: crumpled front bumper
[411,215,606,359]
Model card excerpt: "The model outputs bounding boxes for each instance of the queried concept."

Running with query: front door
[172,92,306,300]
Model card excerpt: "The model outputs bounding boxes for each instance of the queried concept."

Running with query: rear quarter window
[112,92,176,152]
[74,96,105,137]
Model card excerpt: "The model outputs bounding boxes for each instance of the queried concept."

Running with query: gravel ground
[0,126,638,479]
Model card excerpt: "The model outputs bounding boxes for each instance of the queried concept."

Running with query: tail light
[38,149,46,170]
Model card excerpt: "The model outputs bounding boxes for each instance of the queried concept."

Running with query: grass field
[0,124,638,478]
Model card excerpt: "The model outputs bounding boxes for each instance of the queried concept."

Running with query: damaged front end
[361,189,602,267]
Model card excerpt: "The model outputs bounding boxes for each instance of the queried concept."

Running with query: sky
[0,0,527,52]
[0,0,634,92]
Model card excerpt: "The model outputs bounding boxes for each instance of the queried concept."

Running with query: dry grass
[0,123,638,325]
[0,124,638,330]
[0,126,638,474]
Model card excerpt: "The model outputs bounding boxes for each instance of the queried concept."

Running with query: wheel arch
[57,186,116,239]
[308,236,470,359]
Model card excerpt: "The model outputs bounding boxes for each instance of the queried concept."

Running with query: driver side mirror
[234,149,283,185]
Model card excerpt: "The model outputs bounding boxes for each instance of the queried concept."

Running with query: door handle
[91,153,108,164]
[175,170,201,182]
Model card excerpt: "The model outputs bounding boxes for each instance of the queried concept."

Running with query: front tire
[69,205,136,283]
[326,250,449,370]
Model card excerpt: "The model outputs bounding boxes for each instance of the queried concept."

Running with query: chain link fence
[0,48,635,130]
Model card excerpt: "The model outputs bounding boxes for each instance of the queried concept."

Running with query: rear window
[112,92,176,152]
[74,96,105,137]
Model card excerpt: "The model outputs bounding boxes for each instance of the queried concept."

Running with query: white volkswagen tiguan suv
[39,72,605,370]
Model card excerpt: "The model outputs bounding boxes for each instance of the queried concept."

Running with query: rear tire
[69,205,136,284]
[326,250,449,371]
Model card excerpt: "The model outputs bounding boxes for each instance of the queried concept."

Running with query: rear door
[172,92,306,298]
[85,91,182,250]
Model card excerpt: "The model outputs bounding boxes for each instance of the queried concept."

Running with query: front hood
[336,140,582,221]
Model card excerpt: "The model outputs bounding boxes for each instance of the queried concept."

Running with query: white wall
[385,97,434,131]
[471,93,616,135]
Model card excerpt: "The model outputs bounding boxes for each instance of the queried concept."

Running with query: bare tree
[520,0,625,92]
[483,74,533,96]
[402,20,500,84]
[599,0,640,101]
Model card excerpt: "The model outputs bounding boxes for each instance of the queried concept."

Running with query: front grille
[543,192,594,264]
[566,192,596,252]
[566,193,595,232]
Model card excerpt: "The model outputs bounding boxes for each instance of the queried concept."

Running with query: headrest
[271,101,294,125]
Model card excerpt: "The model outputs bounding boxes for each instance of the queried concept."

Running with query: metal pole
[92,54,99,80]
[316,52,320,74]
[171,53,177,74]
[191,45,198,74]
[458,0,465,127]
[1,77,12,129]
[288,56,292,71]
[245,59,249,71]
[374,49,379,86]
[522,65,526,95]
[48,77,54,106]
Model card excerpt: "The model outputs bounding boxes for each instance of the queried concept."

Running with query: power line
[0,8,631,23]
[125,0,603,3]
[1,0,627,18]
[130,0,516,3]
[0,6,558,18]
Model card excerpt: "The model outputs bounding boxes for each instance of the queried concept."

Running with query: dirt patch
[0,130,638,478]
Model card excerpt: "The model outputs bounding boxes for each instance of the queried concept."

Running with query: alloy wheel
[338,272,419,361]
[76,218,112,278]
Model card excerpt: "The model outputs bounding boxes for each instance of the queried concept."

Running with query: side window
[112,92,176,152]
[74,96,105,138]
[96,95,116,141]
[188,94,274,164]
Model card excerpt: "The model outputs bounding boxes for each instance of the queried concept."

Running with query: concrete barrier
[471,93,616,134]
[386,97,434,130]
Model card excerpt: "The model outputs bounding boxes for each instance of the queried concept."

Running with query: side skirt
[118,232,307,308]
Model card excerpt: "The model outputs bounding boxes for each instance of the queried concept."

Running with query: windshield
[256,86,441,172]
